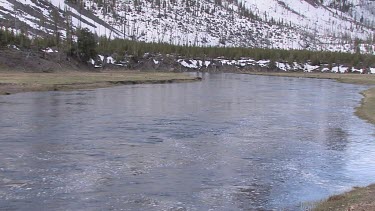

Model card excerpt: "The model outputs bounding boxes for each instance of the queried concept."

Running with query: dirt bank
[0,47,89,72]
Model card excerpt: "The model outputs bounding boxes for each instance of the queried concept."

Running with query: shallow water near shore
[0,73,374,210]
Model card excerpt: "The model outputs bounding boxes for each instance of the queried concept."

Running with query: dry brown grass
[314,184,375,211]
[0,71,199,95]
[356,87,375,125]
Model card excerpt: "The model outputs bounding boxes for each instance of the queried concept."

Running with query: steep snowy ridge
[0,0,374,54]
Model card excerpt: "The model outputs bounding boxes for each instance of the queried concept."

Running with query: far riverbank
[0,71,201,96]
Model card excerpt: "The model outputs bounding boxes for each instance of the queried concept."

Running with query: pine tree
[77,28,97,61]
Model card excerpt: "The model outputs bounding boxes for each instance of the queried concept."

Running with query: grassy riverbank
[314,184,375,211]
[356,87,375,125]
[245,72,375,210]
[0,71,200,95]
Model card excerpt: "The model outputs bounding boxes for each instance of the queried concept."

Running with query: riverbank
[245,72,375,210]
[313,184,375,211]
[0,71,200,95]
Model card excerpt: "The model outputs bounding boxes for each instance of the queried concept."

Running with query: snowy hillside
[0,0,374,53]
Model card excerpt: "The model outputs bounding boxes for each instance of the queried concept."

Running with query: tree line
[0,27,96,62]
[97,36,375,68]
[1,27,374,69]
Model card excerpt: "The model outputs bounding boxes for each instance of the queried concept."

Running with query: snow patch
[98,55,104,62]
[257,60,270,67]
[351,68,363,74]
[276,62,290,71]
[332,66,349,73]
[42,48,58,53]
[106,56,114,64]
[8,45,20,51]
[321,67,330,72]
[304,64,319,72]
[178,59,198,69]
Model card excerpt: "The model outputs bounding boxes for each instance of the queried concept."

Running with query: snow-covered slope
[0,0,374,53]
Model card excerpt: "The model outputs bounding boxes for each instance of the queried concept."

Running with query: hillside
[0,0,374,54]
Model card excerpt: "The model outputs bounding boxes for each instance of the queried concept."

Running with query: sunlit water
[0,73,374,210]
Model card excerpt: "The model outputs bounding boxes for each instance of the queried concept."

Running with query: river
[0,73,374,210]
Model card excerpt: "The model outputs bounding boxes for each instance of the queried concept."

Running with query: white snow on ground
[241,0,373,42]
[175,57,375,74]
[257,60,270,67]
[293,62,303,70]
[0,0,12,11]
[332,66,349,73]
[0,0,374,53]
[276,62,290,71]
[79,53,375,74]
[98,55,104,62]
[351,68,363,74]
[8,45,20,50]
[190,60,198,68]
[178,59,198,69]
[304,64,320,72]
[321,67,330,72]
[106,56,114,64]
[22,0,50,17]
[42,48,58,53]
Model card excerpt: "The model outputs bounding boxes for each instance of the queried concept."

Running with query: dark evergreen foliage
[0,28,31,48]
[77,28,97,61]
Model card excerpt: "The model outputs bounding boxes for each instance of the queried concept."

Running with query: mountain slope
[0,0,374,53]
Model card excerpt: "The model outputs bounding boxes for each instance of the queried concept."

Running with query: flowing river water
[0,73,375,210]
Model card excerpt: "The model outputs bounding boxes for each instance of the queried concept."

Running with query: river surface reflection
[0,73,374,210]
